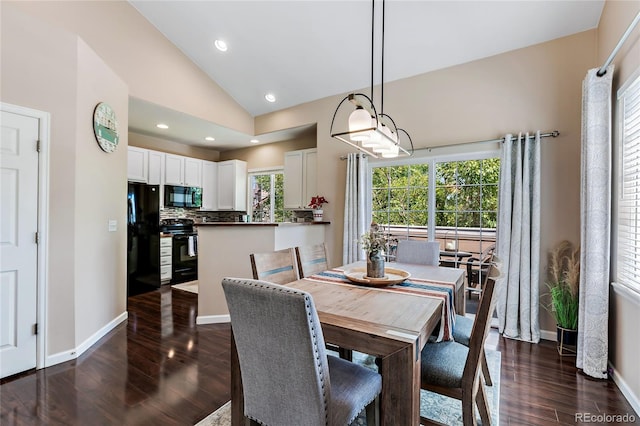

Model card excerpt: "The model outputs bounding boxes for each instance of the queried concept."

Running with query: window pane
[408,187,428,210]
[274,173,286,222]
[436,162,457,185]
[408,211,428,227]
[372,188,390,211]
[482,158,501,184]
[437,186,458,211]
[457,186,481,212]
[456,160,482,185]
[408,164,429,186]
[388,188,408,211]
[481,185,499,210]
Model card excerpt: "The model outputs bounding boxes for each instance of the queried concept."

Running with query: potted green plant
[544,240,580,355]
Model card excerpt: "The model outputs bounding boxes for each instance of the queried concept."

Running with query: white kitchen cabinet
[217,159,247,211]
[184,157,203,187]
[147,150,164,185]
[201,160,218,211]
[284,148,317,209]
[127,147,148,183]
[164,154,184,186]
[165,154,202,187]
[160,236,172,284]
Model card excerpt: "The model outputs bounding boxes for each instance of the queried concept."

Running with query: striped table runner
[307,269,456,342]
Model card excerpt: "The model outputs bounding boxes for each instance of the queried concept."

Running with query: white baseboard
[608,362,640,416]
[45,312,128,368]
[196,314,230,325]
[540,329,556,341]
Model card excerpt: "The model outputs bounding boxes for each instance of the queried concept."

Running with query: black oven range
[160,218,198,284]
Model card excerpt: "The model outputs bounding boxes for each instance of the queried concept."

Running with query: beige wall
[129,132,221,162]
[74,39,129,346]
[1,5,129,356]
[219,126,316,169]
[257,30,597,335]
[599,0,640,408]
[7,0,254,135]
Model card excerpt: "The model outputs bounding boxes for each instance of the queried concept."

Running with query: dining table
[229,260,465,426]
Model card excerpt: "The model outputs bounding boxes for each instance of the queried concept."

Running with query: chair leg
[480,350,493,386]
[338,347,353,361]
[476,381,491,425]
[462,390,478,426]
[365,396,379,426]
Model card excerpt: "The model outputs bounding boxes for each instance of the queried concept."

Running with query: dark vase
[367,250,385,278]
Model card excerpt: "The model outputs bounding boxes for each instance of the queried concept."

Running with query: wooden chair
[395,240,440,266]
[420,264,500,426]
[464,245,495,298]
[222,278,381,426]
[249,248,299,284]
[295,243,329,278]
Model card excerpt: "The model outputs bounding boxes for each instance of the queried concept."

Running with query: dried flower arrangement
[545,240,580,330]
[359,222,388,254]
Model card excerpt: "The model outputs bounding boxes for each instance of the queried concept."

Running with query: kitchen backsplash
[160,207,314,223]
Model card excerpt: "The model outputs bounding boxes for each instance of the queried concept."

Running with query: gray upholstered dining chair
[395,240,440,266]
[222,277,381,426]
[419,264,500,426]
[249,248,299,284]
[295,243,329,278]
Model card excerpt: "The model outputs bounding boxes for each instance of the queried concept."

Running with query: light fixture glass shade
[361,117,383,148]
[373,124,395,153]
[348,107,372,142]
[381,142,400,158]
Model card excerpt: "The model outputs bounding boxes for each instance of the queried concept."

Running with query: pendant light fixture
[330,0,413,158]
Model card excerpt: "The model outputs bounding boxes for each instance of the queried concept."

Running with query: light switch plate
[108,220,117,232]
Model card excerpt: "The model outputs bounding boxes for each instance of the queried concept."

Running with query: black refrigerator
[127,182,160,296]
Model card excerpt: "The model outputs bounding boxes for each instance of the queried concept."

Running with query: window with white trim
[249,170,285,223]
[617,71,640,294]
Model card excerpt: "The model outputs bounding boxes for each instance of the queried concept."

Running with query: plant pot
[366,250,385,278]
[556,325,577,356]
[312,209,323,222]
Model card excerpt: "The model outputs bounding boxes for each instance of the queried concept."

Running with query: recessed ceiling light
[205,136,215,141]
[250,139,260,144]
[156,123,169,129]
[214,39,228,52]
[265,93,276,103]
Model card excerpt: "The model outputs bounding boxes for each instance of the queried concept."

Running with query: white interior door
[0,110,39,378]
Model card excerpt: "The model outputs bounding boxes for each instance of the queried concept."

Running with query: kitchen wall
[219,126,316,169]
[129,131,221,162]
[599,0,640,410]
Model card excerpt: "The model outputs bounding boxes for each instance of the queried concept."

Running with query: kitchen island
[195,222,329,324]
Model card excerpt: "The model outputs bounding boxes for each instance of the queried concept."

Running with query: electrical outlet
[108,220,117,232]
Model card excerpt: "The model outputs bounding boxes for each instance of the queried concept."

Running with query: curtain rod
[340,130,559,159]
[597,11,640,77]
[426,130,559,152]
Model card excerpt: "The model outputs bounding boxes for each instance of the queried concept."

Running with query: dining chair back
[395,240,440,266]
[464,245,495,297]
[420,264,500,425]
[295,243,329,278]
[249,248,299,284]
[222,278,382,426]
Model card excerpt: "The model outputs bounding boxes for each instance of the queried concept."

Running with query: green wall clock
[93,102,119,153]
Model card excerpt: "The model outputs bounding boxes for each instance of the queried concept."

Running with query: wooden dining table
[230,260,465,426]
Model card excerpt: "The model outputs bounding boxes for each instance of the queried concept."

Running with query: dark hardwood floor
[1,286,637,425]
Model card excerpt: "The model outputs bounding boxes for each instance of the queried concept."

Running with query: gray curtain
[577,66,613,379]
[496,132,541,343]
[343,153,369,264]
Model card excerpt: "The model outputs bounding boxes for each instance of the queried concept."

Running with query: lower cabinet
[160,236,172,284]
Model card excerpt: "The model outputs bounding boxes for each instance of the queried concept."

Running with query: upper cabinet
[127,147,148,183]
[165,154,202,187]
[217,159,247,211]
[201,160,218,211]
[147,150,164,185]
[284,148,317,209]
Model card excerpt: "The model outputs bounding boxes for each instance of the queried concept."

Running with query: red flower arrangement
[308,195,329,210]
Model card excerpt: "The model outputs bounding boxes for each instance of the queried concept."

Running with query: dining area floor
[1,286,636,425]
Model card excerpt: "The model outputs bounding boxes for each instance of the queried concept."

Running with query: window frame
[615,67,640,296]
[368,145,501,246]
[247,167,285,223]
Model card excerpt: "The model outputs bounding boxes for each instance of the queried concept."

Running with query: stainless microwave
[164,185,202,208]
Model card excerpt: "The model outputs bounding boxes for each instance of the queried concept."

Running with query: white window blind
[618,72,640,293]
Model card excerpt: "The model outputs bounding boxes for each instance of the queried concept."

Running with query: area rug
[195,350,501,426]
[171,281,199,294]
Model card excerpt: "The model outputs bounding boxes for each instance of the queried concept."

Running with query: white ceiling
[128,0,604,150]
